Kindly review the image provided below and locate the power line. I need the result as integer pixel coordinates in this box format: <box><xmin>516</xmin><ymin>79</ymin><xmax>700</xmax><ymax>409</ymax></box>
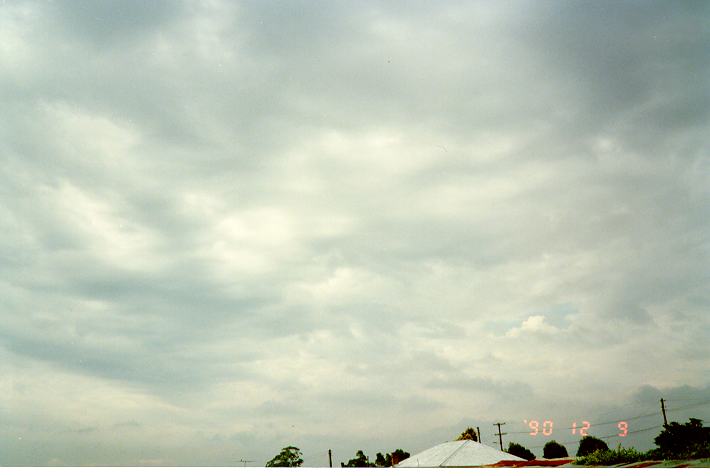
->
<box><xmin>506</xmin><ymin>398</ymin><xmax>710</xmax><ymax>437</ymax></box>
<box><xmin>506</xmin><ymin>410</ymin><xmax>661</xmax><ymax>435</ymax></box>
<box><xmin>504</xmin><ymin>397</ymin><xmax>710</xmax><ymax>450</ymax></box>
<box><xmin>527</xmin><ymin>425</ymin><xmax>662</xmax><ymax>450</ymax></box>
<box><xmin>590</xmin><ymin>401</ymin><xmax>657</xmax><ymax>416</ymax></box>
<box><xmin>666</xmin><ymin>399</ymin><xmax>710</xmax><ymax>413</ymax></box>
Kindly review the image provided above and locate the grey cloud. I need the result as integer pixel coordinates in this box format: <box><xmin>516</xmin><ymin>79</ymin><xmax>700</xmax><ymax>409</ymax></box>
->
<box><xmin>1</xmin><ymin>0</ymin><xmax>708</xmax><ymax>466</ymax></box>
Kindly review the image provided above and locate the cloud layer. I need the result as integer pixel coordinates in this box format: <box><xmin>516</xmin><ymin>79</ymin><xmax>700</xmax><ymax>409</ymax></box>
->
<box><xmin>1</xmin><ymin>0</ymin><xmax>708</xmax><ymax>466</ymax></box>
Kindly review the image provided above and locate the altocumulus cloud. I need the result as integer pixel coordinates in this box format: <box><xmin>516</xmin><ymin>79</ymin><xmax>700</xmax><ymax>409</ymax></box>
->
<box><xmin>1</xmin><ymin>0</ymin><xmax>709</xmax><ymax>466</ymax></box>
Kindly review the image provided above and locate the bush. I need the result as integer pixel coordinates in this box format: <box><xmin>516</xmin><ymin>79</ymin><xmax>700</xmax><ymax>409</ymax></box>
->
<box><xmin>341</xmin><ymin>450</ymin><xmax>375</xmax><ymax>467</ymax></box>
<box><xmin>543</xmin><ymin>440</ymin><xmax>569</xmax><ymax>458</ymax></box>
<box><xmin>456</xmin><ymin>427</ymin><xmax>478</xmax><ymax>441</ymax></box>
<box><xmin>375</xmin><ymin>449</ymin><xmax>410</xmax><ymax>467</ymax></box>
<box><xmin>507</xmin><ymin>442</ymin><xmax>535</xmax><ymax>460</ymax></box>
<box><xmin>574</xmin><ymin>445</ymin><xmax>648</xmax><ymax>466</ymax></box>
<box><xmin>576</xmin><ymin>435</ymin><xmax>609</xmax><ymax>457</ymax></box>
<box><xmin>653</xmin><ymin>418</ymin><xmax>710</xmax><ymax>459</ymax></box>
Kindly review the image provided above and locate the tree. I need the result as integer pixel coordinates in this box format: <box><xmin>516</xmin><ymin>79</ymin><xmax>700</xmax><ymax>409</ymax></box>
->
<box><xmin>456</xmin><ymin>427</ymin><xmax>479</xmax><ymax>442</ymax></box>
<box><xmin>391</xmin><ymin>449</ymin><xmax>410</xmax><ymax>466</ymax></box>
<box><xmin>265</xmin><ymin>446</ymin><xmax>303</xmax><ymax>467</ymax></box>
<box><xmin>507</xmin><ymin>442</ymin><xmax>535</xmax><ymax>460</ymax></box>
<box><xmin>576</xmin><ymin>436</ymin><xmax>609</xmax><ymax>457</ymax></box>
<box><xmin>374</xmin><ymin>449</ymin><xmax>410</xmax><ymax>467</ymax></box>
<box><xmin>543</xmin><ymin>440</ymin><xmax>569</xmax><ymax>459</ymax></box>
<box><xmin>341</xmin><ymin>450</ymin><xmax>374</xmax><ymax>467</ymax></box>
<box><xmin>653</xmin><ymin>418</ymin><xmax>710</xmax><ymax>459</ymax></box>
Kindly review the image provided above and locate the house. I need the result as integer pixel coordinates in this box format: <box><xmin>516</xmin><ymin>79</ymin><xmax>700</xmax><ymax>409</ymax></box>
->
<box><xmin>395</xmin><ymin>439</ymin><xmax>525</xmax><ymax>468</ymax></box>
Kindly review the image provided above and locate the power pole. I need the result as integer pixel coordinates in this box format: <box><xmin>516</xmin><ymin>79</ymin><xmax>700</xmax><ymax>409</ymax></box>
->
<box><xmin>494</xmin><ymin>422</ymin><xmax>507</xmax><ymax>452</ymax></box>
<box><xmin>660</xmin><ymin>398</ymin><xmax>668</xmax><ymax>427</ymax></box>
<box><xmin>328</xmin><ymin>449</ymin><xmax>333</xmax><ymax>468</ymax></box>
<box><xmin>476</xmin><ymin>426</ymin><xmax>481</xmax><ymax>443</ymax></box>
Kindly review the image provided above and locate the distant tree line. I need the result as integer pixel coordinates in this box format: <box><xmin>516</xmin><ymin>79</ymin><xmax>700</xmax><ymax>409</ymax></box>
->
<box><xmin>340</xmin><ymin>448</ymin><xmax>411</xmax><ymax>467</ymax></box>
<box><xmin>572</xmin><ymin>418</ymin><xmax>710</xmax><ymax>466</ymax></box>
<box><xmin>264</xmin><ymin>417</ymin><xmax>710</xmax><ymax>467</ymax></box>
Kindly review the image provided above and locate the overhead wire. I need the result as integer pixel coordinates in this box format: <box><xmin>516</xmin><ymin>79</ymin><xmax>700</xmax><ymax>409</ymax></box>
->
<box><xmin>316</xmin><ymin>399</ymin><xmax>710</xmax><ymax>460</ymax></box>
<box><xmin>505</xmin><ymin>410</ymin><xmax>661</xmax><ymax>435</ymax></box>
<box><xmin>527</xmin><ymin>424</ymin><xmax>663</xmax><ymax>450</ymax></box>
<box><xmin>666</xmin><ymin>399</ymin><xmax>710</xmax><ymax>413</ymax></box>
<box><xmin>498</xmin><ymin>398</ymin><xmax>710</xmax><ymax>451</ymax></box>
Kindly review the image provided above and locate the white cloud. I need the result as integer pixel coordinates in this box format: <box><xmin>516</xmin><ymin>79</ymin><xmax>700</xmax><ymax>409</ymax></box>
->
<box><xmin>505</xmin><ymin>315</ymin><xmax>560</xmax><ymax>338</ymax></box>
<box><xmin>0</xmin><ymin>0</ymin><xmax>708</xmax><ymax>466</ymax></box>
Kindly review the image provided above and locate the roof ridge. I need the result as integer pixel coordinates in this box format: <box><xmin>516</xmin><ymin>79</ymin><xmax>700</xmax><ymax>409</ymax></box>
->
<box><xmin>438</xmin><ymin>440</ymin><xmax>470</xmax><ymax>467</ymax></box>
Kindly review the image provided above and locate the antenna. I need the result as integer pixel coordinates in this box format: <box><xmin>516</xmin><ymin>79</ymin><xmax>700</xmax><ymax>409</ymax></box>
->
<box><xmin>238</xmin><ymin>458</ymin><xmax>255</xmax><ymax>467</ymax></box>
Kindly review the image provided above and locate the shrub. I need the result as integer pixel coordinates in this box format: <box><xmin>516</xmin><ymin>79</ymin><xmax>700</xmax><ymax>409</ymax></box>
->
<box><xmin>341</xmin><ymin>450</ymin><xmax>375</xmax><ymax>467</ymax></box>
<box><xmin>456</xmin><ymin>427</ymin><xmax>478</xmax><ymax>441</ymax></box>
<box><xmin>375</xmin><ymin>449</ymin><xmax>410</xmax><ymax>467</ymax></box>
<box><xmin>576</xmin><ymin>435</ymin><xmax>609</xmax><ymax>457</ymax></box>
<box><xmin>507</xmin><ymin>442</ymin><xmax>535</xmax><ymax>460</ymax></box>
<box><xmin>543</xmin><ymin>440</ymin><xmax>569</xmax><ymax>458</ymax></box>
<box><xmin>574</xmin><ymin>445</ymin><xmax>648</xmax><ymax>466</ymax></box>
<box><xmin>653</xmin><ymin>418</ymin><xmax>710</xmax><ymax>459</ymax></box>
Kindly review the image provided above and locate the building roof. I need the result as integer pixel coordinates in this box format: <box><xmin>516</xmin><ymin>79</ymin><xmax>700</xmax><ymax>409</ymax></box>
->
<box><xmin>395</xmin><ymin>440</ymin><xmax>525</xmax><ymax>468</ymax></box>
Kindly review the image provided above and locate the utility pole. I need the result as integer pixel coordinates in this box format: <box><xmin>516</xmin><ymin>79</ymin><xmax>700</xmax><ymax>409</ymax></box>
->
<box><xmin>494</xmin><ymin>422</ymin><xmax>507</xmax><ymax>452</ymax></box>
<box><xmin>660</xmin><ymin>398</ymin><xmax>668</xmax><ymax>427</ymax></box>
<box><xmin>476</xmin><ymin>426</ymin><xmax>481</xmax><ymax>443</ymax></box>
<box><xmin>328</xmin><ymin>449</ymin><xmax>333</xmax><ymax>468</ymax></box>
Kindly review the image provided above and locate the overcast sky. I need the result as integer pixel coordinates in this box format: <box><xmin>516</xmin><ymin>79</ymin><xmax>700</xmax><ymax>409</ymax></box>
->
<box><xmin>1</xmin><ymin>0</ymin><xmax>709</xmax><ymax>467</ymax></box>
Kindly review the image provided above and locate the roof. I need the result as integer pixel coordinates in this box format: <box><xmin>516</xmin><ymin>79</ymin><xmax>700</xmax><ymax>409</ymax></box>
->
<box><xmin>487</xmin><ymin>458</ymin><xmax>574</xmax><ymax>467</ymax></box>
<box><xmin>395</xmin><ymin>440</ymin><xmax>526</xmax><ymax>468</ymax></box>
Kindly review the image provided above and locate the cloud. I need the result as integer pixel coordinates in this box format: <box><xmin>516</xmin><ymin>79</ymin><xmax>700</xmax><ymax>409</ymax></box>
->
<box><xmin>0</xmin><ymin>0</ymin><xmax>708</xmax><ymax>466</ymax></box>
<box><xmin>505</xmin><ymin>315</ymin><xmax>559</xmax><ymax>338</ymax></box>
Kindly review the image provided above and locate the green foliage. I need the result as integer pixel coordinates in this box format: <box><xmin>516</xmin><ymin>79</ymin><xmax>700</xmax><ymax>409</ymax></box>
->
<box><xmin>576</xmin><ymin>435</ymin><xmax>609</xmax><ymax>457</ymax></box>
<box><xmin>507</xmin><ymin>442</ymin><xmax>536</xmax><ymax>460</ymax></box>
<box><xmin>341</xmin><ymin>450</ymin><xmax>375</xmax><ymax>467</ymax></box>
<box><xmin>456</xmin><ymin>427</ymin><xmax>479</xmax><ymax>441</ymax></box>
<box><xmin>653</xmin><ymin>418</ymin><xmax>710</xmax><ymax>459</ymax></box>
<box><xmin>543</xmin><ymin>440</ymin><xmax>569</xmax><ymax>459</ymax></box>
<box><xmin>391</xmin><ymin>449</ymin><xmax>410</xmax><ymax>466</ymax></box>
<box><xmin>375</xmin><ymin>449</ymin><xmax>410</xmax><ymax>467</ymax></box>
<box><xmin>374</xmin><ymin>452</ymin><xmax>389</xmax><ymax>467</ymax></box>
<box><xmin>265</xmin><ymin>446</ymin><xmax>303</xmax><ymax>467</ymax></box>
<box><xmin>574</xmin><ymin>445</ymin><xmax>647</xmax><ymax>466</ymax></box>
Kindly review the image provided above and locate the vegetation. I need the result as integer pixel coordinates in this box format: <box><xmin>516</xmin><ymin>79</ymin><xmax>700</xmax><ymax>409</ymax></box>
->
<box><xmin>576</xmin><ymin>435</ymin><xmax>609</xmax><ymax>457</ymax></box>
<box><xmin>575</xmin><ymin>445</ymin><xmax>648</xmax><ymax>466</ymax></box>
<box><xmin>341</xmin><ymin>450</ymin><xmax>374</xmax><ymax>467</ymax></box>
<box><xmin>264</xmin><ymin>416</ymin><xmax>710</xmax><ymax>468</ymax></box>
<box><xmin>456</xmin><ymin>427</ymin><xmax>479</xmax><ymax>441</ymax></box>
<box><xmin>374</xmin><ymin>449</ymin><xmax>410</xmax><ymax>467</ymax></box>
<box><xmin>507</xmin><ymin>442</ymin><xmax>535</xmax><ymax>460</ymax></box>
<box><xmin>574</xmin><ymin>417</ymin><xmax>710</xmax><ymax>466</ymax></box>
<box><xmin>265</xmin><ymin>446</ymin><xmax>303</xmax><ymax>467</ymax></box>
<box><xmin>543</xmin><ymin>440</ymin><xmax>569</xmax><ymax>459</ymax></box>
<box><xmin>651</xmin><ymin>418</ymin><xmax>710</xmax><ymax>459</ymax></box>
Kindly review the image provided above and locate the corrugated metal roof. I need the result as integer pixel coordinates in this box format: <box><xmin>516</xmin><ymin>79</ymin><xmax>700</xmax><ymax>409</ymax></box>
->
<box><xmin>395</xmin><ymin>440</ymin><xmax>526</xmax><ymax>468</ymax></box>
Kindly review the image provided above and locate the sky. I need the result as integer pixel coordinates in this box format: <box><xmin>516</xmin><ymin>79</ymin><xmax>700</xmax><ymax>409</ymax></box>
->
<box><xmin>1</xmin><ymin>0</ymin><xmax>709</xmax><ymax>467</ymax></box>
